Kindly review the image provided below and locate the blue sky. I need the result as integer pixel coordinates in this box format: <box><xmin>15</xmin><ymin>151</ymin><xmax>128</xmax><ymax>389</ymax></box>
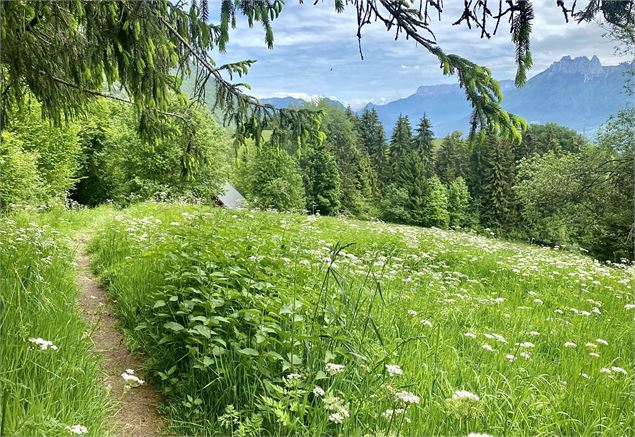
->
<box><xmin>212</xmin><ymin>0</ymin><xmax>628</xmax><ymax>108</ymax></box>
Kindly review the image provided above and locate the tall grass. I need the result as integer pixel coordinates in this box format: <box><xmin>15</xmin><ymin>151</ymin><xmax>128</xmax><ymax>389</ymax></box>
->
<box><xmin>0</xmin><ymin>215</ymin><xmax>111</xmax><ymax>436</ymax></box>
<box><xmin>89</xmin><ymin>202</ymin><xmax>635</xmax><ymax>436</ymax></box>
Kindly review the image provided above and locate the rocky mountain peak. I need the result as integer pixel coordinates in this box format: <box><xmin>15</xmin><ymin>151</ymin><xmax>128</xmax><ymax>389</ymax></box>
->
<box><xmin>545</xmin><ymin>55</ymin><xmax>605</xmax><ymax>77</ymax></box>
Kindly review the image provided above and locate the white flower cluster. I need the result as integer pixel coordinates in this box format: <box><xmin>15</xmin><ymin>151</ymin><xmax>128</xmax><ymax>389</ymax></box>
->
<box><xmin>65</xmin><ymin>424</ymin><xmax>88</xmax><ymax>435</ymax></box>
<box><xmin>29</xmin><ymin>337</ymin><xmax>59</xmax><ymax>350</ymax></box>
<box><xmin>450</xmin><ymin>390</ymin><xmax>480</xmax><ymax>402</ymax></box>
<box><xmin>313</xmin><ymin>386</ymin><xmax>325</xmax><ymax>397</ymax></box>
<box><xmin>325</xmin><ymin>363</ymin><xmax>345</xmax><ymax>375</ymax></box>
<box><xmin>385</xmin><ymin>364</ymin><xmax>403</xmax><ymax>376</ymax></box>
<box><xmin>121</xmin><ymin>368</ymin><xmax>145</xmax><ymax>387</ymax></box>
<box><xmin>395</xmin><ymin>390</ymin><xmax>420</xmax><ymax>405</ymax></box>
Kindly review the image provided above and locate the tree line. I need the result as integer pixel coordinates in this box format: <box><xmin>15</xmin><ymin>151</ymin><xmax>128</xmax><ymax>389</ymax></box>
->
<box><xmin>235</xmin><ymin>100</ymin><xmax>633</xmax><ymax>262</ymax></box>
<box><xmin>0</xmin><ymin>97</ymin><xmax>632</xmax><ymax>261</ymax></box>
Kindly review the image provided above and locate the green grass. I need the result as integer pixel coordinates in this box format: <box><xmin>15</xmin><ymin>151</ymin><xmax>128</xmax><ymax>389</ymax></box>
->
<box><xmin>0</xmin><ymin>211</ymin><xmax>112</xmax><ymax>436</ymax></box>
<box><xmin>88</xmin><ymin>202</ymin><xmax>635</xmax><ymax>436</ymax></box>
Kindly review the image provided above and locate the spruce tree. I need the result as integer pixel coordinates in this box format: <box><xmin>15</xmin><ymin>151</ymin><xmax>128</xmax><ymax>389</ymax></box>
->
<box><xmin>358</xmin><ymin>108</ymin><xmax>388</xmax><ymax>189</ymax></box>
<box><xmin>413</xmin><ymin>114</ymin><xmax>435</xmax><ymax>175</ymax></box>
<box><xmin>300</xmin><ymin>141</ymin><xmax>342</xmax><ymax>215</ymax></box>
<box><xmin>435</xmin><ymin>131</ymin><xmax>470</xmax><ymax>184</ymax></box>
<box><xmin>389</xmin><ymin>115</ymin><xmax>413</xmax><ymax>182</ymax></box>
<box><xmin>479</xmin><ymin>134</ymin><xmax>517</xmax><ymax>230</ymax></box>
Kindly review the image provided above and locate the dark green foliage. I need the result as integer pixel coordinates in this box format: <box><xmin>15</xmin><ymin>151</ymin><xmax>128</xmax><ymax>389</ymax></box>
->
<box><xmin>241</xmin><ymin>148</ymin><xmax>306</xmax><ymax>211</ymax></box>
<box><xmin>318</xmin><ymin>101</ymin><xmax>374</xmax><ymax>215</ymax></box>
<box><xmin>389</xmin><ymin>115</ymin><xmax>413</xmax><ymax>164</ymax></box>
<box><xmin>515</xmin><ymin>123</ymin><xmax>587</xmax><ymax>161</ymax></box>
<box><xmin>300</xmin><ymin>142</ymin><xmax>342</xmax><ymax>215</ymax></box>
<box><xmin>516</xmin><ymin>109</ymin><xmax>634</xmax><ymax>260</ymax></box>
<box><xmin>393</xmin><ymin>150</ymin><xmax>428</xmax><ymax>225</ymax></box>
<box><xmin>358</xmin><ymin>108</ymin><xmax>388</xmax><ymax>190</ymax></box>
<box><xmin>435</xmin><ymin>131</ymin><xmax>470</xmax><ymax>184</ymax></box>
<box><xmin>71</xmin><ymin>100</ymin><xmax>230</xmax><ymax>205</ymax></box>
<box><xmin>413</xmin><ymin>114</ymin><xmax>435</xmax><ymax>175</ymax></box>
<box><xmin>475</xmin><ymin>134</ymin><xmax>517</xmax><ymax>230</ymax></box>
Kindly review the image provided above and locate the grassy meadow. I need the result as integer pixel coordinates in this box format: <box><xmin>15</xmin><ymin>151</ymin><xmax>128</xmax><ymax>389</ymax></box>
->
<box><xmin>85</xmin><ymin>202</ymin><xmax>634</xmax><ymax>436</ymax></box>
<box><xmin>0</xmin><ymin>213</ymin><xmax>112</xmax><ymax>436</ymax></box>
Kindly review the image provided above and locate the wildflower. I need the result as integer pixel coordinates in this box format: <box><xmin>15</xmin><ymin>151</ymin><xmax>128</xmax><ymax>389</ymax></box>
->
<box><xmin>491</xmin><ymin>333</ymin><xmax>507</xmax><ymax>343</ymax></box>
<box><xmin>385</xmin><ymin>364</ymin><xmax>403</xmax><ymax>376</ymax></box>
<box><xmin>28</xmin><ymin>337</ymin><xmax>59</xmax><ymax>351</ymax></box>
<box><xmin>596</xmin><ymin>338</ymin><xmax>608</xmax><ymax>346</ymax></box>
<box><xmin>520</xmin><ymin>351</ymin><xmax>532</xmax><ymax>359</ymax></box>
<box><xmin>589</xmin><ymin>352</ymin><xmax>600</xmax><ymax>358</ymax></box>
<box><xmin>381</xmin><ymin>408</ymin><xmax>406</xmax><ymax>420</ymax></box>
<box><xmin>581</xmin><ymin>373</ymin><xmax>590</xmax><ymax>379</ymax></box>
<box><xmin>467</xmin><ymin>433</ymin><xmax>494</xmax><ymax>437</ymax></box>
<box><xmin>328</xmin><ymin>410</ymin><xmax>349</xmax><ymax>424</ymax></box>
<box><xmin>533</xmin><ymin>298</ymin><xmax>543</xmax><ymax>304</ymax></box>
<box><xmin>625</xmin><ymin>304</ymin><xmax>635</xmax><ymax>310</ymax></box>
<box><xmin>121</xmin><ymin>369</ymin><xmax>144</xmax><ymax>387</ymax></box>
<box><xmin>169</xmin><ymin>222</ymin><xmax>180</xmax><ymax>226</ymax></box>
<box><xmin>516</xmin><ymin>342</ymin><xmax>535</xmax><ymax>348</ymax></box>
<box><xmin>464</xmin><ymin>332</ymin><xmax>477</xmax><ymax>338</ymax></box>
<box><xmin>65</xmin><ymin>425</ymin><xmax>88</xmax><ymax>435</ymax></box>
<box><xmin>407</xmin><ymin>310</ymin><xmax>418</xmax><ymax>316</ymax></box>
<box><xmin>285</xmin><ymin>373</ymin><xmax>302</xmax><ymax>381</ymax></box>
<box><xmin>325</xmin><ymin>363</ymin><xmax>345</xmax><ymax>375</ymax></box>
<box><xmin>481</xmin><ymin>343</ymin><xmax>494</xmax><ymax>352</ymax></box>
<box><xmin>611</xmin><ymin>366</ymin><xmax>628</xmax><ymax>376</ymax></box>
<box><xmin>450</xmin><ymin>390</ymin><xmax>480</xmax><ymax>402</ymax></box>
<box><xmin>313</xmin><ymin>386</ymin><xmax>325</xmax><ymax>397</ymax></box>
<box><xmin>494</xmin><ymin>297</ymin><xmax>505</xmax><ymax>303</ymax></box>
<box><xmin>505</xmin><ymin>354</ymin><xmax>516</xmax><ymax>362</ymax></box>
<box><xmin>420</xmin><ymin>319</ymin><xmax>433</xmax><ymax>327</ymax></box>
<box><xmin>395</xmin><ymin>390</ymin><xmax>420</xmax><ymax>405</ymax></box>
<box><xmin>554</xmin><ymin>309</ymin><xmax>564</xmax><ymax>314</ymax></box>
<box><xmin>564</xmin><ymin>342</ymin><xmax>577</xmax><ymax>348</ymax></box>
<box><xmin>528</xmin><ymin>331</ymin><xmax>540</xmax><ymax>336</ymax></box>
<box><xmin>585</xmin><ymin>342</ymin><xmax>597</xmax><ymax>348</ymax></box>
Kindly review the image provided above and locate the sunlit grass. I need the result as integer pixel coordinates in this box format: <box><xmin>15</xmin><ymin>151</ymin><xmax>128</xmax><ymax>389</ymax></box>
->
<box><xmin>89</xmin><ymin>202</ymin><xmax>634</xmax><ymax>436</ymax></box>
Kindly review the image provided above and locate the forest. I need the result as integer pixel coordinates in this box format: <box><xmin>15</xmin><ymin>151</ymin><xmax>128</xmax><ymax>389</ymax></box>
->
<box><xmin>2</xmin><ymin>97</ymin><xmax>633</xmax><ymax>261</ymax></box>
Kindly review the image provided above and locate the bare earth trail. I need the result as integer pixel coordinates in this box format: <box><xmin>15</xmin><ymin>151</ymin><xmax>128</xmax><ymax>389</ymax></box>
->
<box><xmin>73</xmin><ymin>231</ymin><xmax>165</xmax><ymax>437</ymax></box>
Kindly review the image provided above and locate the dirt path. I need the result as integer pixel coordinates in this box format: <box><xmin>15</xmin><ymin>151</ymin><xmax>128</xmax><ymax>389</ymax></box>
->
<box><xmin>74</xmin><ymin>233</ymin><xmax>165</xmax><ymax>437</ymax></box>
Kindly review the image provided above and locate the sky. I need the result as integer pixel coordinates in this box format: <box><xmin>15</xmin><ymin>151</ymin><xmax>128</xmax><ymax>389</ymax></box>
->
<box><xmin>212</xmin><ymin>0</ymin><xmax>628</xmax><ymax>108</ymax></box>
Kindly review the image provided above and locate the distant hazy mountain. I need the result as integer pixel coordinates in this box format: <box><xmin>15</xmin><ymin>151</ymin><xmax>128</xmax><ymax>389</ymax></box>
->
<box><xmin>260</xmin><ymin>96</ymin><xmax>346</xmax><ymax>111</ymax></box>
<box><xmin>260</xmin><ymin>56</ymin><xmax>633</xmax><ymax>137</ymax></box>
<box><xmin>368</xmin><ymin>56</ymin><xmax>633</xmax><ymax>136</ymax></box>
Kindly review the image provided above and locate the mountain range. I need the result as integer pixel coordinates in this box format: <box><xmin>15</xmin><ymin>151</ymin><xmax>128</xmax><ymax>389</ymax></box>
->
<box><xmin>261</xmin><ymin>56</ymin><xmax>633</xmax><ymax>137</ymax></box>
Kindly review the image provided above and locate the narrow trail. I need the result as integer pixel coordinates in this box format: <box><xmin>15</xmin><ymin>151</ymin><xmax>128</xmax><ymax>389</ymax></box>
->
<box><xmin>74</xmin><ymin>232</ymin><xmax>165</xmax><ymax>437</ymax></box>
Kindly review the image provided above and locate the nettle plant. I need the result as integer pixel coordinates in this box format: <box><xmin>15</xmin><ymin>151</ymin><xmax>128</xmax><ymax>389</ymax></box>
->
<box><xmin>95</xmin><ymin>211</ymin><xmax>427</xmax><ymax>435</ymax></box>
